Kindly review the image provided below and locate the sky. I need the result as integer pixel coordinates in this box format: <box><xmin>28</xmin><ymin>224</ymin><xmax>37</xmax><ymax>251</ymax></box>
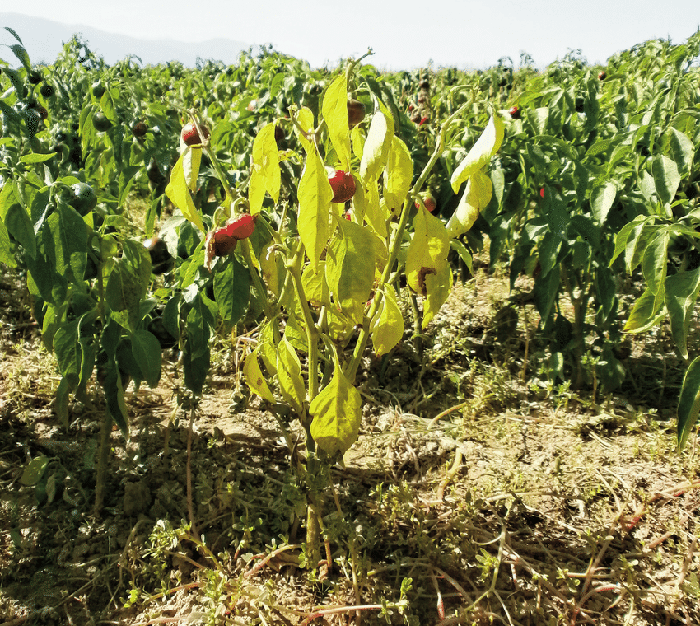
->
<box><xmin>2</xmin><ymin>1</ymin><xmax>700</xmax><ymax>70</ymax></box>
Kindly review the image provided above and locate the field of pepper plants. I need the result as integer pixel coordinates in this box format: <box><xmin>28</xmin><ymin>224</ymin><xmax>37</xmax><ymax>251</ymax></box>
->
<box><xmin>1</xmin><ymin>25</ymin><xmax>700</xmax><ymax>625</ymax></box>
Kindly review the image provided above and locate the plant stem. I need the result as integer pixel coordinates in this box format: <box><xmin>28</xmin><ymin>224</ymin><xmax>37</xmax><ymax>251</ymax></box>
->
<box><xmin>93</xmin><ymin>412</ymin><xmax>112</xmax><ymax>517</ymax></box>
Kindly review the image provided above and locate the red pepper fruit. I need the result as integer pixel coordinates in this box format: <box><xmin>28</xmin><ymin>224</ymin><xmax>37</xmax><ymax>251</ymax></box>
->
<box><xmin>328</xmin><ymin>170</ymin><xmax>356</xmax><ymax>203</ymax></box>
<box><xmin>419</xmin><ymin>116</ymin><xmax>429</xmax><ymax>125</ymax></box>
<box><xmin>509</xmin><ymin>105</ymin><xmax>520</xmax><ymax>119</ymax></box>
<box><xmin>181</xmin><ymin>122</ymin><xmax>210</xmax><ymax>146</ymax></box>
<box><xmin>211</xmin><ymin>214</ymin><xmax>255</xmax><ymax>257</ymax></box>
<box><xmin>539</xmin><ymin>187</ymin><xmax>545</xmax><ymax>198</ymax></box>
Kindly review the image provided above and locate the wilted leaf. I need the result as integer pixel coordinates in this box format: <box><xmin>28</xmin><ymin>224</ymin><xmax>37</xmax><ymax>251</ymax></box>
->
<box><xmin>243</xmin><ymin>347</ymin><xmax>275</xmax><ymax>403</ymax></box>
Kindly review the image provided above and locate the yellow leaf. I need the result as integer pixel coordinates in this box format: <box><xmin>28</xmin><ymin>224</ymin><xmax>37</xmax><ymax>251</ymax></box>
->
<box><xmin>423</xmin><ymin>261</ymin><xmax>453</xmax><ymax>328</ymax></box>
<box><xmin>295</xmin><ymin>106</ymin><xmax>316</xmax><ymax>154</ymax></box>
<box><xmin>302</xmin><ymin>262</ymin><xmax>330</xmax><ymax>306</ymax></box>
<box><xmin>446</xmin><ymin>169</ymin><xmax>493</xmax><ymax>238</ymax></box>
<box><xmin>243</xmin><ymin>348</ymin><xmax>275</xmax><ymax>402</ymax></box>
<box><xmin>259</xmin><ymin>243</ymin><xmax>282</xmax><ymax>297</ymax></box>
<box><xmin>310</xmin><ymin>354</ymin><xmax>361</xmax><ymax>455</ymax></box>
<box><xmin>351</xmin><ymin>126</ymin><xmax>365</xmax><ymax>160</ymax></box>
<box><xmin>298</xmin><ymin>145</ymin><xmax>333</xmax><ymax>270</ymax></box>
<box><xmin>405</xmin><ymin>205</ymin><xmax>451</xmax><ymax>326</ymax></box>
<box><xmin>322</xmin><ymin>74</ymin><xmax>351</xmax><ymax>171</ymax></box>
<box><xmin>165</xmin><ymin>152</ymin><xmax>205</xmax><ymax>232</ymax></box>
<box><xmin>183</xmin><ymin>146</ymin><xmax>201</xmax><ymax>191</ymax></box>
<box><xmin>277</xmin><ymin>336</ymin><xmax>306</xmax><ymax>417</ymax></box>
<box><xmin>360</xmin><ymin>110</ymin><xmax>392</xmax><ymax>182</ymax></box>
<box><xmin>325</xmin><ymin>218</ymin><xmax>377</xmax><ymax>323</ymax></box>
<box><xmin>249</xmin><ymin>123</ymin><xmax>281</xmax><ymax>215</ymax></box>
<box><xmin>450</xmin><ymin>114</ymin><xmax>504</xmax><ymax>193</ymax></box>
<box><xmin>258</xmin><ymin>322</ymin><xmax>278</xmax><ymax>376</ymax></box>
<box><xmin>363</xmin><ymin>178</ymin><xmax>387</xmax><ymax>239</ymax></box>
<box><xmin>383</xmin><ymin>136</ymin><xmax>413</xmax><ymax>216</ymax></box>
<box><xmin>370</xmin><ymin>288</ymin><xmax>404</xmax><ymax>356</ymax></box>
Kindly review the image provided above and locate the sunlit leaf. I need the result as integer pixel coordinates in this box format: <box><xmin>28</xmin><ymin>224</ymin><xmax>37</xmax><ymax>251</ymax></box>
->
<box><xmin>310</xmin><ymin>355</ymin><xmax>361</xmax><ymax>455</ymax></box>
<box><xmin>446</xmin><ymin>169</ymin><xmax>492</xmax><ymax>238</ymax></box>
<box><xmin>383</xmin><ymin>136</ymin><xmax>413</xmax><ymax>216</ymax></box>
<box><xmin>322</xmin><ymin>74</ymin><xmax>351</xmax><ymax>171</ymax></box>
<box><xmin>249</xmin><ymin>123</ymin><xmax>281</xmax><ymax>215</ymax></box>
<box><xmin>166</xmin><ymin>152</ymin><xmax>205</xmax><ymax>232</ymax></box>
<box><xmin>370</xmin><ymin>287</ymin><xmax>404</xmax><ymax>357</ymax></box>
<box><xmin>277</xmin><ymin>336</ymin><xmax>305</xmax><ymax>417</ymax></box>
<box><xmin>243</xmin><ymin>347</ymin><xmax>275</xmax><ymax>403</ymax></box>
<box><xmin>450</xmin><ymin>114</ymin><xmax>505</xmax><ymax>193</ymax></box>
<box><xmin>298</xmin><ymin>145</ymin><xmax>333</xmax><ymax>270</ymax></box>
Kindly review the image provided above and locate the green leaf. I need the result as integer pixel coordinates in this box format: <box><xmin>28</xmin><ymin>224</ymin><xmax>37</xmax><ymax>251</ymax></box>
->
<box><xmin>641</xmin><ymin>231</ymin><xmax>670</xmax><ymax>296</ymax></box>
<box><xmin>450</xmin><ymin>114</ymin><xmax>505</xmax><ymax>193</ymax></box>
<box><xmin>0</xmin><ymin>213</ymin><xmax>16</xmax><ymax>267</ymax></box>
<box><xmin>591</xmin><ymin>180</ymin><xmax>616</xmax><ymax>225</ymax></box>
<box><xmin>298</xmin><ymin>145</ymin><xmax>332</xmax><ymax>271</ymax></box>
<box><xmin>624</xmin><ymin>287</ymin><xmax>664</xmax><ymax>334</ymax></box>
<box><xmin>610</xmin><ymin>217</ymin><xmax>645</xmax><ymax>267</ymax></box>
<box><xmin>277</xmin><ymin>336</ymin><xmax>305</xmax><ymax>417</ymax></box>
<box><xmin>0</xmin><ymin>181</ymin><xmax>35</xmax><ymax>259</ymax></box>
<box><xmin>668</xmin><ymin>127</ymin><xmax>694</xmax><ymax>178</ymax></box>
<box><xmin>165</xmin><ymin>150</ymin><xmax>206</xmax><ymax>232</ymax></box>
<box><xmin>105</xmin><ymin>239</ymin><xmax>152</xmax><ymax>315</ymax></box>
<box><xmin>650</xmin><ymin>154</ymin><xmax>680</xmax><ymax>205</ymax></box>
<box><xmin>213</xmin><ymin>256</ymin><xmax>251</xmax><ymax>330</ymax></box>
<box><xmin>131</xmin><ymin>329</ymin><xmax>162</xmax><ymax>388</ymax></box>
<box><xmin>538</xmin><ymin>231</ymin><xmax>563</xmax><ymax>278</ymax></box>
<box><xmin>665</xmin><ymin>267</ymin><xmax>700</xmax><ymax>360</ymax></box>
<box><xmin>534</xmin><ymin>265</ymin><xmax>560</xmax><ymax>323</ymax></box>
<box><xmin>450</xmin><ymin>239</ymin><xmax>473</xmax><ymax>275</ymax></box>
<box><xmin>53</xmin><ymin>319</ymin><xmax>80</xmax><ymax>377</ymax></box>
<box><xmin>57</xmin><ymin>202</ymin><xmax>87</xmax><ymax>283</ymax></box>
<box><xmin>310</xmin><ymin>355</ymin><xmax>361</xmax><ymax>455</ymax></box>
<box><xmin>20</xmin><ymin>152</ymin><xmax>58</xmax><ymax>164</ymax></box>
<box><xmin>9</xmin><ymin>44</ymin><xmax>30</xmax><ymax>70</ymax></box>
<box><xmin>322</xmin><ymin>74</ymin><xmax>351</xmax><ymax>171</ymax></box>
<box><xmin>678</xmin><ymin>356</ymin><xmax>700</xmax><ymax>450</ymax></box>
<box><xmin>325</xmin><ymin>219</ymin><xmax>376</xmax><ymax>323</ymax></box>
<box><xmin>370</xmin><ymin>287</ymin><xmax>404</xmax><ymax>357</ymax></box>
<box><xmin>249</xmin><ymin>123</ymin><xmax>281</xmax><ymax>214</ymax></box>
<box><xmin>21</xmin><ymin>455</ymin><xmax>50</xmax><ymax>487</ymax></box>
<box><xmin>103</xmin><ymin>358</ymin><xmax>129</xmax><ymax>435</ymax></box>
<box><xmin>595</xmin><ymin>265</ymin><xmax>616</xmax><ymax>318</ymax></box>
<box><xmin>360</xmin><ymin>109</ymin><xmax>392</xmax><ymax>182</ymax></box>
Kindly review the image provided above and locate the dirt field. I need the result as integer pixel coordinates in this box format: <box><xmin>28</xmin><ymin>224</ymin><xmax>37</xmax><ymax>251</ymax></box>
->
<box><xmin>1</xmin><ymin>264</ymin><xmax>699</xmax><ymax>625</ymax></box>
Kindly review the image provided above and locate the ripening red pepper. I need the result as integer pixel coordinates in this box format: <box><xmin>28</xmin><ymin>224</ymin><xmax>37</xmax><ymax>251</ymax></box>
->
<box><xmin>539</xmin><ymin>188</ymin><xmax>545</xmax><ymax>198</ymax></box>
<box><xmin>211</xmin><ymin>214</ymin><xmax>255</xmax><ymax>257</ymax></box>
<box><xmin>328</xmin><ymin>170</ymin><xmax>356</xmax><ymax>203</ymax></box>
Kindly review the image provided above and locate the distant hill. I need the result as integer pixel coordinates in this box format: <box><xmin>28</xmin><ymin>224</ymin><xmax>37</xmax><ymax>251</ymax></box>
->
<box><xmin>0</xmin><ymin>12</ymin><xmax>252</xmax><ymax>68</ymax></box>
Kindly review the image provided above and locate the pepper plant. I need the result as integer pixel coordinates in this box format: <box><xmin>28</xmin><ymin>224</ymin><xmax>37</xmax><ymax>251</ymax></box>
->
<box><xmin>160</xmin><ymin>62</ymin><xmax>503</xmax><ymax>563</ymax></box>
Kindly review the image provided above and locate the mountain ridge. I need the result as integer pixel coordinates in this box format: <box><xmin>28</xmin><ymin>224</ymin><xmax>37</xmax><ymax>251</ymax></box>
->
<box><xmin>0</xmin><ymin>12</ymin><xmax>253</xmax><ymax>68</ymax></box>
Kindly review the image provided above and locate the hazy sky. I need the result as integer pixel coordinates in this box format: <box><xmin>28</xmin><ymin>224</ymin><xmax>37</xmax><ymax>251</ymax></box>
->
<box><xmin>4</xmin><ymin>1</ymin><xmax>700</xmax><ymax>69</ymax></box>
